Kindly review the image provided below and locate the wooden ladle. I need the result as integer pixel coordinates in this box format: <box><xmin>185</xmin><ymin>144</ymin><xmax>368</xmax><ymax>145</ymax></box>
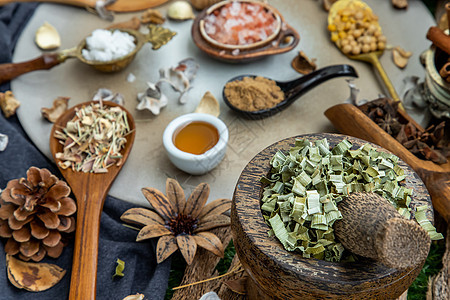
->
<box><xmin>0</xmin><ymin>0</ymin><xmax>169</xmax><ymax>12</ymax></box>
<box><xmin>49</xmin><ymin>101</ymin><xmax>136</xmax><ymax>300</ymax></box>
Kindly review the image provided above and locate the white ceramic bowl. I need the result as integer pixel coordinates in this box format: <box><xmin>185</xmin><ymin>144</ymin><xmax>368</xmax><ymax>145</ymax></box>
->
<box><xmin>163</xmin><ymin>113</ymin><xmax>229</xmax><ymax>175</ymax></box>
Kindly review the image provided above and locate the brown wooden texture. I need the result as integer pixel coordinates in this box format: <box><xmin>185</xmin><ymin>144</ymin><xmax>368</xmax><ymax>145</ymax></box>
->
<box><xmin>0</xmin><ymin>53</ymin><xmax>63</xmax><ymax>84</ymax></box>
<box><xmin>335</xmin><ymin>193</ymin><xmax>431</xmax><ymax>270</ymax></box>
<box><xmin>191</xmin><ymin>5</ymin><xmax>299</xmax><ymax>63</ymax></box>
<box><xmin>49</xmin><ymin>101</ymin><xmax>136</xmax><ymax>300</ymax></box>
<box><xmin>325</xmin><ymin>103</ymin><xmax>450</xmax><ymax>223</ymax></box>
<box><xmin>0</xmin><ymin>0</ymin><xmax>169</xmax><ymax>12</ymax></box>
<box><xmin>231</xmin><ymin>133</ymin><xmax>432</xmax><ymax>299</ymax></box>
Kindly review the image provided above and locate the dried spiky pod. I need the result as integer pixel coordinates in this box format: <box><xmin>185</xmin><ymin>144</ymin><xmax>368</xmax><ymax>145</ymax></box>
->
<box><xmin>0</xmin><ymin>167</ymin><xmax>76</xmax><ymax>262</ymax></box>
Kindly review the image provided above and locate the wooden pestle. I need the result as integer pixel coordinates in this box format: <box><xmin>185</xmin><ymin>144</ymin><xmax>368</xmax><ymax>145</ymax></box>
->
<box><xmin>334</xmin><ymin>192</ymin><xmax>431</xmax><ymax>270</ymax></box>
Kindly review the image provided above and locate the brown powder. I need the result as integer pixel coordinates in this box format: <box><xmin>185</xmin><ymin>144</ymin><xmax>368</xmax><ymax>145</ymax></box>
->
<box><xmin>224</xmin><ymin>76</ymin><xmax>285</xmax><ymax>112</ymax></box>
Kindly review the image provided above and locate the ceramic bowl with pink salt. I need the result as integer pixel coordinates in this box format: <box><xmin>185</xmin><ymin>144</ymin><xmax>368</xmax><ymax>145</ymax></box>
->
<box><xmin>199</xmin><ymin>0</ymin><xmax>282</xmax><ymax>50</ymax></box>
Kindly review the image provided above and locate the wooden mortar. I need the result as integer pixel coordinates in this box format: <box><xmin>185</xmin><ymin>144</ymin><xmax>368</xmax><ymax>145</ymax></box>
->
<box><xmin>231</xmin><ymin>133</ymin><xmax>432</xmax><ymax>299</ymax></box>
<box><xmin>334</xmin><ymin>192</ymin><xmax>431</xmax><ymax>270</ymax></box>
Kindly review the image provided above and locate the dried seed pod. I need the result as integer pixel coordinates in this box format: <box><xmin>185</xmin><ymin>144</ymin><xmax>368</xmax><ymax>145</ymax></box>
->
<box><xmin>0</xmin><ymin>91</ymin><xmax>20</xmax><ymax>118</ymax></box>
<box><xmin>107</xmin><ymin>17</ymin><xmax>141</xmax><ymax>30</ymax></box>
<box><xmin>392</xmin><ymin>46</ymin><xmax>412</xmax><ymax>69</ymax></box>
<box><xmin>291</xmin><ymin>51</ymin><xmax>317</xmax><ymax>75</ymax></box>
<box><xmin>35</xmin><ymin>22</ymin><xmax>61</xmax><ymax>50</ymax></box>
<box><xmin>41</xmin><ymin>96</ymin><xmax>70</xmax><ymax>123</ymax></box>
<box><xmin>6</xmin><ymin>254</ymin><xmax>66</xmax><ymax>291</ymax></box>
<box><xmin>141</xmin><ymin>9</ymin><xmax>165</xmax><ymax>24</ymax></box>
<box><xmin>168</xmin><ymin>1</ymin><xmax>195</xmax><ymax>20</ymax></box>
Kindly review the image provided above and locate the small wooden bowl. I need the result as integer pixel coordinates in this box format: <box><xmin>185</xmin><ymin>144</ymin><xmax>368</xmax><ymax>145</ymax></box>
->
<box><xmin>231</xmin><ymin>133</ymin><xmax>433</xmax><ymax>299</ymax></box>
<box><xmin>191</xmin><ymin>0</ymin><xmax>299</xmax><ymax>63</ymax></box>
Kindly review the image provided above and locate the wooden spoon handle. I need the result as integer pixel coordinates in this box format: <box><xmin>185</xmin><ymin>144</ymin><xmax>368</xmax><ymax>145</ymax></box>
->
<box><xmin>69</xmin><ymin>181</ymin><xmax>107</xmax><ymax>300</ymax></box>
<box><xmin>0</xmin><ymin>53</ymin><xmax>63</xmax><ymax>84</ymax></box>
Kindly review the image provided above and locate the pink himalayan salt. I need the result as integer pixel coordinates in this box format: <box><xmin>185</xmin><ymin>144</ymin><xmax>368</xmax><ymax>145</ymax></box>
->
<box><xmin>203</xmin><ymin>1</ymin><xmax>278</xmax><ymax>46</ymax></box>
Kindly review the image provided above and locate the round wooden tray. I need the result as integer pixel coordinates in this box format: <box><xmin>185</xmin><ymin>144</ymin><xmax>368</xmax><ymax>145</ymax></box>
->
<box><xmin>191</xmin><ymin>2</ymin><xmax>300</xmax><ymax>63</ymax></box>
<box><xmin>231</xmin><ymin>133</ymin><xmax>433</xmax><ymax>299</ymax></box>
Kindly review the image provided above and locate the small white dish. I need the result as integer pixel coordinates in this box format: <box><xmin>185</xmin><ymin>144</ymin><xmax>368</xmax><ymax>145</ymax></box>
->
<box><xmin>163</xmin><ymin>113</ymin><xmax>229</xmax><ymax>175</ymax></box>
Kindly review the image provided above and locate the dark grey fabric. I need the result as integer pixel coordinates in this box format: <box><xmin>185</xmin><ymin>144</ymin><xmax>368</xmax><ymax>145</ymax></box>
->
<box><xmin>0</xmin><ymin>3</ymin><xmax>170</xmax><ymax>299</ymax></box>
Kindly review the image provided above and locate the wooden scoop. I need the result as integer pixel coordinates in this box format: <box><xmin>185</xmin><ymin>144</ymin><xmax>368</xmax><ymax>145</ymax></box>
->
<box><xmin>325</xmin><ymin>103</ymin><xmax>450</xmax><ymax>223</ymax></box>
<box><xmin>328</xmin><ymin>0</ymin><xmax>403</xmax><ymax>109</ymax></box>
<box><xmin>49</xmin><ymin>101</ymin><xmax>136</xmax><ymax>300</ymax></box>
<box><xmin>0</xmin><ymin>0</ymin><xmax>169</xmax><ymax>12</ymax></box>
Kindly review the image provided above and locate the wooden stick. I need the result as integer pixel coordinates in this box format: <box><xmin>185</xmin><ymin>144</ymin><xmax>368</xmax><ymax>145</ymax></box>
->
<box><xmin>446</xmin><ymin>3</ymin><xmax>450</xmax><ymax>32</ymax></box>
<box><xmin>334</xmin><ymin>193</ymin><xmax>431</xmax><ymax>270</ymax></box>
<box><xmin>427</xmin><ymin>26</ymin><xmax>450</xmax><ymax>55</ymax></box>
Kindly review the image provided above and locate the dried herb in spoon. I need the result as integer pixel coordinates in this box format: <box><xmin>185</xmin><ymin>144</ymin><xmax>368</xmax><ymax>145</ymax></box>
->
<box><xmin>54</xmin><ymin>101</ymin><xmax>132</xmax><ymax>173</ymax></box>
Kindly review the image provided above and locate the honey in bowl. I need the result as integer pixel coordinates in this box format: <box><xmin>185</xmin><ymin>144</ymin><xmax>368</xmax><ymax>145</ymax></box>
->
<box><xmin>173</xmin><ymin>121</ymin><xmax>219</xmax><ymax>155</ymax></box>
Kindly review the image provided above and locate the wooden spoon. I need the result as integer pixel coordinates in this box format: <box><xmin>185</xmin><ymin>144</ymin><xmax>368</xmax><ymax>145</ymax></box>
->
<box><xmin>325</xmin><ymin>103</ymin><xmax>450</xmax><ymax>223</ymax></box>
<box><xmin>49</xmin><ymin>101</ymin><xmax>136</xmax><ymax>300</ymax></box>
<box><xmin>0</xmin><ymin>0</ymin><xmax>169</xmax><ymax>12</ymax></box>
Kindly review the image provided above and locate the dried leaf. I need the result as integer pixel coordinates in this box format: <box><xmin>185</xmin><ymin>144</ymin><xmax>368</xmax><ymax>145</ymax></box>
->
<box><xmin>41</xmin><ymin>97</ymin><xmax>70</xmax><ymax>123</ymax></box>
<box><xmin>0</xmin><ymin>91</ymin><xmax>20</xmax><ymax>118</ymax></box>
<box><xmin>165</xmin><ymin>178</ymin><xmax>186</xmax><ymax>214</ymax></box>
<box><xmin>136</xmin><ymin>224</ymin><xmax>172</xmax><ymax>241</ymax></box>
<box><xmin>176</xmin><ymin>234</ymin><xmax>197</xmax><ymax>265</ymax></box>
<box><xmin>193</xmin><ymin>231</ymin><xmax>224</xmax><ymax>258</ymax></box>
<box><xmin>197</xmin><ymin>198</ymin><xmax>231</xmax><ymax>220</ymax></box>
<box><xmin>194</xmin><ymin>214</ymin><xmax>230</xmax><ymax>233</ymax></box>
<box><xmin>112</xmin><ymin>258</ymin><xmax>125</xmax><ymax>279</ymax></box>
<box><xmin>224</xmin><ymin>278</ymin><xmax>248</xmax><ymax>295</ymax></box>
<box><xmin>183</xmin><ymin>183</ymin><xmax>209</xmax><ymax>218</ymax></box>
<box><xmin>120</xmin><ymin>207</ymin><xmax>164</xmax><ymax>226</ymax></box>
<box><xmin>6</xmin><ymin>254</ymin><xmax>66</xmax><ymax>291</ymax></box>
<box><xmin>156</xmin><ymin>234</ymin><xmax>178</xmax><ymax>263</ymax></box>
<box><xmin>147</xmin><ymin>24</ymin><xmax>176</xmax><ymax>50</ymax></box>
<box><xmin>141</xmin><ymin>187</ymin><xmax>175</xmax><ymax>220</ymax></box>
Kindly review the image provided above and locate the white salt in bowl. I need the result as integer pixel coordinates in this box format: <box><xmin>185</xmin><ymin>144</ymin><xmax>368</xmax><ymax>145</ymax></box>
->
<box><xmin>163</xmin><ymin>113</ymin><xmax>228</xmax><ymax>175</ymax></box>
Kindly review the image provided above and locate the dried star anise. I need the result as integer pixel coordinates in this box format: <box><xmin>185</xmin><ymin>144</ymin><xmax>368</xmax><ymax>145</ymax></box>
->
<box><xmin>121</xmin><ymin>179</ymin><xmax>231</xmax><ymax>265</ymax></box>
<box><xmin>360</xmin><ymin>98</ymin><xmax>449</xmax><ymax>164</ymax></box>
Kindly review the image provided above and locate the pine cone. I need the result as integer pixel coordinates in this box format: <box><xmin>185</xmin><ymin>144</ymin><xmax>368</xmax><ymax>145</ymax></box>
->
<box><xmin>0</xmin><ymin>167</ymin><xmax>76</xmax><ymax>262</ymax></box>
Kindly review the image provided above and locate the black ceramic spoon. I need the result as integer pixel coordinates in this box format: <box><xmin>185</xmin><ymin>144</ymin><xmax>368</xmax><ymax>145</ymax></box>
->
<box><xmin>222</xmin><ymin>64</ymin><xmax>358</xmax><ymax>119</ymax></box>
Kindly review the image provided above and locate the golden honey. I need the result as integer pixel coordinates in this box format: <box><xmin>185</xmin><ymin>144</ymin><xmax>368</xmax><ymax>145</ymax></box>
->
<box><xmin>173</xmin><ymin>121</ymin><xmax>219</xmax><ymax>155</ymax></box>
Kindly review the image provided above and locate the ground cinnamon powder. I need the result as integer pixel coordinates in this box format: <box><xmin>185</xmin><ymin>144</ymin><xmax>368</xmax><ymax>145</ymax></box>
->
<box><xmin>224</xmin><ymin>76</ymin><xmax>285</xmax><ymax>112</ymax></box>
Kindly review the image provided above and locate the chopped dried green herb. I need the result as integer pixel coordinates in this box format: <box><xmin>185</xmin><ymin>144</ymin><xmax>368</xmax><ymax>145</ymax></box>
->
<box><xmin>260</xmin><ymin>138</ymin><xmax>442</xmax><ymax>262</ymax></box>
<box><xmin>54</xmin><ymin>101</ymin><xmax>131</xmax><ymax>173</ymax></box>
<box><xmin>113</xmin><ymin>258</ymin><xmax>125</xmax><ymax>279</ymax></box>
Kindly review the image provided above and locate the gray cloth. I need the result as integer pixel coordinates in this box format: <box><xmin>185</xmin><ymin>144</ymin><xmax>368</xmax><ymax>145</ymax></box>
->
<box><xmin>0</xmin><ymin>3</ymin><xmax>171</xmax><ymax>299</ymax></box>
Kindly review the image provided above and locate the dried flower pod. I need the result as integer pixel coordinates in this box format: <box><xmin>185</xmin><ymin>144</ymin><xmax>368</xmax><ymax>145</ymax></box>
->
<box><xmin>6</xmin><ymin>254</ymin><xmax>66</xmax><ymax>291</ymax></box>
<box><xmin>41</xmin><ymin>96</ymin><xmax>70</xmax><ymax>123</ymax></box>
<box><xmin>0</xmin><ymin>91</ymin><xmax>20</xmax><ymax>118</ymax></box>
<box><xmin>121</xmin><ymin>179</ymin><xmax>231</xmax><ymax>265</ymax></box>
<box><xmin>0</xmin><ymin>167</ymin><xmax>76</xmax><ymax>262</ymax></box>
<box><xmin>141</xmin><ymin>9</ymin><xmax>165</xmax><ymax>24</ymax></box>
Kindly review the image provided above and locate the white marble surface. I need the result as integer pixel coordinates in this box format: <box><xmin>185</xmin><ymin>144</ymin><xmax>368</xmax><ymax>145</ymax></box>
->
<box><xmin>12</xmin><ymin>0</ymin><xmax>435</xmax><ymax>206</ymax></box>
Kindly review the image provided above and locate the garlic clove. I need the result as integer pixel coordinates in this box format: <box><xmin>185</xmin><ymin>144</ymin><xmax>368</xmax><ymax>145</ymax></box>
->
<box><xmin>35</xmin><ymin>22</ymin><xmax>61</xmax><ymax>50</ymax></box>
<box><xmin>168</xmin><ymin>1</ymin><xmax>195</xmax><ymax>20</ymax></box>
